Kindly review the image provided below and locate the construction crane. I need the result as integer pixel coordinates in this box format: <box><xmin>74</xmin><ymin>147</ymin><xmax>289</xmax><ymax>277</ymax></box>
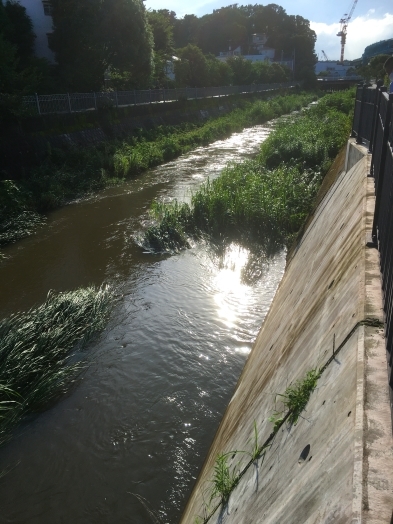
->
<box><xmin>321</xmin><ymin>50</ymin><xmax>329</xmax><ymax>61</ymax></box>
<box><xmin>337</xmin><ymin>0</ymin><xmax>358</xmax><ymax>63</ymax></box>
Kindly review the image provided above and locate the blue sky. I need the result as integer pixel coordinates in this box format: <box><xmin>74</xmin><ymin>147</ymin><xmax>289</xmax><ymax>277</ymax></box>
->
<box><xmin>145</xmin><ymin>0</ymin><xmax>393</xmax><ymax>60</ymax></box>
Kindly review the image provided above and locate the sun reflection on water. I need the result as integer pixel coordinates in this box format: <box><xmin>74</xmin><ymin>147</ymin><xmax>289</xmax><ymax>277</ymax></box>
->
<box><xmin>213</xmin><ymin>243</ymin><xmax>251</xmax><ymax>329</ymax></box>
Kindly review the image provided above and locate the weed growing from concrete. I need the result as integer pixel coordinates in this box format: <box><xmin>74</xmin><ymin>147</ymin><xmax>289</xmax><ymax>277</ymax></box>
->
<box><xmin>210</xmin><ymin>452</ymin><xmax>240</xmax><ymax>504</ymax></box>
<box><xmin>269</xmin><ymin>368</ymin><xmax>320</xmax><ymax>428</ymax></box>
<box><xmin>198</xmin><ymin>368</ymin><xmax>321</xmax><ymax>523</ymax></box>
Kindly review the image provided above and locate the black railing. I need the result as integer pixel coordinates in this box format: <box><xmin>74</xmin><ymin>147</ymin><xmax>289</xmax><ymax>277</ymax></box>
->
<box><xmin>21</xmin><ymin>82</ymin><xmax>296</xmax><ymax>116</ymax></box>
<box><xmin>352</xmin><ymin>83</ymin><xmax>393</xmax><ymax>389</ymax></box>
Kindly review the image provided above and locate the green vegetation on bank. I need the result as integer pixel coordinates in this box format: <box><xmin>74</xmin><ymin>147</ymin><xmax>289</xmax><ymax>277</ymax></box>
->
<box><xmin>0</xmin><ymin>286</ymin><xmax>112</xmax><ymax>446</ymax></box>
<box><xmin>143</xmin><ymin>89</ymin><xmax>354</xmax><ymax>253</ymax></box>
<box><xmin>0</xmin><ymin>92</ymin><xmax>317</xmax><ymax>252</ymax></box>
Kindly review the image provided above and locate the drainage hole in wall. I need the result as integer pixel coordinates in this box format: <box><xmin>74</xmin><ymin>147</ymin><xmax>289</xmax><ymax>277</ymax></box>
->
<box><xmin>348</xmin><ymin>411</ymin><xmax>352</xmax><ymax>417</ymax></box>
<box><xmin>322</xmin><ymin>400</ymin><xmax>325</xmax><ymax>406</ymax></box>
<box><xmin>298</xmin><ymin>444</ymin><xmax>310</xmax><ymax>464</ymax></box>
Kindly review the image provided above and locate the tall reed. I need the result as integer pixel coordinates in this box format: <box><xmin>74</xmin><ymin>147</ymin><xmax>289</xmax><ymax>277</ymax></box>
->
<box><xmin>0</xmin><ymin>285</ymin><xmax>112</xmax><ymax>445</ymax></box>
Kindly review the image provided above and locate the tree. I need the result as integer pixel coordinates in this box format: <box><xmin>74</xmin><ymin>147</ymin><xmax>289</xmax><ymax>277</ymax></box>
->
<box><xmin>196</xmin><ymin>6</ymin><xmax>248</xmax><ymax>55</ymax></box>
<box><xmin>148</xmin><ymin>10</ymin><xmax>175</xmax><ymax>86</ymax></box>
<box><xmin>50</xmin><ymin>0</ymin><xmax>154</xmax><ymax>91</ymax></box>
<box><xmin>148</xmin><ymin>10</ymin><xmax>174</xmax><ymax>55</ymax></box>
<box><xmin>173</xmin><ymin>4</ymin><xmax>317</xmax><ymax>84</ymax></box>
<box><xmin>173</xmin><ymin>14</ymin><xmax>199</xmax><ymax>49</ymax></box>
<box><xmin>175</xmin><ymin>44</ymin><xmax>209</xmax><ymax>87</ymax></box>
<box><xmin>206</xmin><ymin>56</ymin><xmax>233</xmax><ymax>86</ymax></box>
<box><xmin>3</xmin><ymin>0</ymin><xmax>35</xmax><ymax>66</ymax></box>
<box><xmin>356</xmin><ymin>54</ymin><xmax>391</xmax><ymax>82</ymax></box>
<box><xmin>251</xmin><ymin>60</ymin><xmax>290</xmax><ymax>83</ymax></box>
<box><xmin>226</xmin><ymin>56</ymin><xmax>254</xmax><ymax>85</ymax></box>
<box><xmin>0</xmin><ymin>1</ymin><xmax>54</xmax><ymax>114</ymax></box>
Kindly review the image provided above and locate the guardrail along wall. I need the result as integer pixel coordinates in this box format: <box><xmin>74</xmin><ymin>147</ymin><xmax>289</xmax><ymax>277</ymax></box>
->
<box><xmin>22</xmin><ymin>82</ymin><xmax>296</xmax><ymax>116</ymax></box>
<box><xmin>352</xmin><ymin>83</ymin><xmax>393</xmax><ymax>398</ymax></box>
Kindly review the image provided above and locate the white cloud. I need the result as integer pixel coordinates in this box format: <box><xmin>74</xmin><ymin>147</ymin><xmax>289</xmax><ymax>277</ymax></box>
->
<box><xmin>311</xmin><ymin>12</ymin><xmax>393</xmax><ymax>60</ymax></box>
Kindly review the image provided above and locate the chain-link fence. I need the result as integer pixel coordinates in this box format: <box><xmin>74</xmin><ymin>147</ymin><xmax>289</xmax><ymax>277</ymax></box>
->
<box><xmin>22</xmin><ymin>82</ymin><xmax>296</xmax><ymax>116</ymax></box>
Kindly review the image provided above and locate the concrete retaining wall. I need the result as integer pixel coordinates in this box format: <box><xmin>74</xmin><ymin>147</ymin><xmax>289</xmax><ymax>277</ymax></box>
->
<box><xmin>180</xmin><ymin>141</ymin><xmax>393</xmax><ymax>523</ymax></box>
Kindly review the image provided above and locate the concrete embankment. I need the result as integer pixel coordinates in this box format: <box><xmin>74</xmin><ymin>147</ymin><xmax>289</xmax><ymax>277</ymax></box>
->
<box><xmin>180</xmin><ymin>140</ymin><xmax>393</xmax><ymax>523</ymax></box>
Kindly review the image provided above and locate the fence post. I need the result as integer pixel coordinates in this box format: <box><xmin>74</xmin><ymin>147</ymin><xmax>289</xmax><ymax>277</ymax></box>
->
<box><xmin>67</xmin><ymin>93</ymin><xmax>72</xmax><ymax>113</ymax></box>
<box><xmin>115</xmin><ymin>91</ymin><xmax>119</xmax><ymax>108</ymax></box>
<box><xmin>149</xmin><ymin>89</ymin><xmax>152</xmax><ymax>104</ymax></box>
<box><xmin>93</xmin><ymin>92</ymin><xmax>97</xmax><ymax>110</ymax></box>
<box><xmin>134</xmin><ymin>90</ymin><xmax>136</xmax><ymax>106</ymax></box>
<box><xmin>163</xmin><ymin>88</ymin><xmax>165</xmax><ymax>103</ymax></box>
<box><xmin>372</xmin><ymin>92</ymin><xmax>393</xmax><ymax>242</ymax></box>
<box><xmin>350</xmin><ymin>84</ymin><xmax>362</xmax><ymax>138</ymax></box>
<box><xmin>35</xmin><ymin>93</ymin><xmax>41</xmax><ymax>115</ymax></box>
<box><xmin>368</xmin><ymin>81</ymin><xmax>383</xmax><ymax>154</ymax></box>
<box><xmin>356</xmin><ymin>84</ymin><xmax>367</xmax><ymax>144</ymax></box>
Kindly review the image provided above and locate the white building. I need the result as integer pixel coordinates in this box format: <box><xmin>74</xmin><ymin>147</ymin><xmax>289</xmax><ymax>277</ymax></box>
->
<box><xmin>164</xmin><ymin>56</ymin><xmax>179</xmax><ymax>81</ymax></box>
<box><xmin>216</xmin><ymin>36</ymin><xmax>293</xmax><ymax>71</ymax></box>
<box><xmin>218</xmin><ymin>45</ymin><xmax>242</xmax><ymax>60</ymax></box>
<box><xmin>315</xmin><ymin>60</ymin><xmax>353</xmax><ymax>78</ymax></box>
<box><xmin>243</xmin><ymin>50</ymin><xmax>275</xmax><ymax>62</ymax></box>
<box><xmin>13</xmin><ymin>0</ymin><xmax>55</xmax><ymax>62</ymax></box>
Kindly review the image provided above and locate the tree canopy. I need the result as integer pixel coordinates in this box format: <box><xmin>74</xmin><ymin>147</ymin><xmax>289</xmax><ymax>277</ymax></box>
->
<box><xmin>50</xmin><ymin>0</ymin><xmax>154</xmax><ymax>91</ymax></box>
<box><xmin>169</xmin><ymin>4</ymin><xmax>317</xmax><ymax>80</ymax></box>
<box><xmin>356</xmin><ymin>54</ymin><xmax>391</xmax><ymax>82</ymax></box>
<box><xmin>0</xmin><ymin>1</ymin><xmax>55</xmax><ymax>118</ymax></box>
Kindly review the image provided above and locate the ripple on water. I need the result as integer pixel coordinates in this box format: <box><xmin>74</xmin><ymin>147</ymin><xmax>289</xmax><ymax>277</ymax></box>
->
<box><xmin>0</xmin><ymin>123</ymin><xmax>286</xmax><ymax>524</ymax></box>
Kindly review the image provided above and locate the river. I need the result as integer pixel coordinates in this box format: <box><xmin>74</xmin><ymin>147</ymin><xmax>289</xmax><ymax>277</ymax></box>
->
<box><xmin>0</xmin><ymin>124</ymin><xmax>286</xmax><ymax>523</ymax></box>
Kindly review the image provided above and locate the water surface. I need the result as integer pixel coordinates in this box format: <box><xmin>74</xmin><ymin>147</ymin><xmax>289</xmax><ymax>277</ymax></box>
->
<box><xmin>0</xmin><ymin>124</ymin><xmax>285</xmax><ymax>523</ymax></box>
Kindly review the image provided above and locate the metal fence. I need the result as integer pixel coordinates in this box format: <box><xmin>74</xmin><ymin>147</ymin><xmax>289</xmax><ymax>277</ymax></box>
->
<box><xmin>22</xmin><ymin>82</ymin><xmax>296</xmax><ymax>116</ymax></box>
<box><xmin>352</xmin><ymin>83</ymin><xmax>393</xmax><ymax>391</ymax></box>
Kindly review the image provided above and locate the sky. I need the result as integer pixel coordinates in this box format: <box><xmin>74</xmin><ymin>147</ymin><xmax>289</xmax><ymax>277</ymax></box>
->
<box><xmin>144</xmin><ymin>0</ymin><xmax>393</xmax><ymax>61</ymax></box>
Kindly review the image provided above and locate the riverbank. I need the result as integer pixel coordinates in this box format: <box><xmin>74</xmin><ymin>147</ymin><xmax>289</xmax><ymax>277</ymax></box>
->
<box><xmin>0</xmin><ymin>91</ymin><xmax>318</xmax><ymax>255</ymax></box>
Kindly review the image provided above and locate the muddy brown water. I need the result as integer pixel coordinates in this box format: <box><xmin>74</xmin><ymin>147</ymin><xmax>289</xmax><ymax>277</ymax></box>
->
<box><xmin>0</xmin><ymin>125</ymin><xmax>286</xmax><ymax>523</ymax></box>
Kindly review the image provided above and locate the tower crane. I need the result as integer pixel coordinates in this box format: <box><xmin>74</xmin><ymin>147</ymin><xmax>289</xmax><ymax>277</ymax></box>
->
<box><xmin>321</xmin><ymin>50</ymin><xmax>329</xmax><ymax>61</ymax></box>
<box><xmin>337</xmin><ymin>0</ymin><xmax>358</xmax><ymax>63</ymax></box>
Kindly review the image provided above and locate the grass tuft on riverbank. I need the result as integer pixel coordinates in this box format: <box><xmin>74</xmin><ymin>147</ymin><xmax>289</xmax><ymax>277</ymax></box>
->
<box><xmin>0</xmin><ymin>286</ymin><xmax>113</xmax><ymax>445</ymax></box>
<box><xmin>143</xmin><ymin>89</ymin><xmax>354</xmax><ymax>253</ymax></box>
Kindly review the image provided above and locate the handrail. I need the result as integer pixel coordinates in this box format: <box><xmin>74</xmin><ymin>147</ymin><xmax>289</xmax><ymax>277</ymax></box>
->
<box><xmin>352</xmin><ymin>83</ymin><xmax>393</xmax><ymax>398</ymax></box>
<box><xmin>21</xmin><ymin>82</ymin><xmax>297</xmax><ymax>116</ymax></box>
